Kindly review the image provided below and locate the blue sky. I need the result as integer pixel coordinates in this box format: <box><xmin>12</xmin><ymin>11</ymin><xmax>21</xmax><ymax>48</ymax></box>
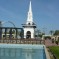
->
<box><xmin>0</xmin><ymin>0</ymin><xmax>59</xmax><ymax>34</ymax></box>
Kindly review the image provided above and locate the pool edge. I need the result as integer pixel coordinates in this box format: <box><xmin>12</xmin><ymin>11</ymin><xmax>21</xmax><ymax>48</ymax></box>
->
<box><xmin>44</xmin><ymin>46</ymin><xmax>50</xmax><ymax>59</ymax></box>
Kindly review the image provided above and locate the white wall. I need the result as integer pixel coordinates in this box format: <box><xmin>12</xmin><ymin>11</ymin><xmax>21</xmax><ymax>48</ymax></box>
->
<box><xmin>24</xmin><ymin>27</ymin><xmax>35</xmax><ymax>38</ymax></box>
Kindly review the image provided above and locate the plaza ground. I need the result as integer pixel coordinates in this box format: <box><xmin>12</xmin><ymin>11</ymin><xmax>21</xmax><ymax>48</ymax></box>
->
<box><xmin>45</xmin><ymin>39</ymin><xmax>59</xmax><ymax>59</ymax></box>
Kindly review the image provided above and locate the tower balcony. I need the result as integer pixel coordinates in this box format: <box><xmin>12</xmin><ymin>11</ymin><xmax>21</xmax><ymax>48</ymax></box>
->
<box><xmin>22</xmin><ymin>24</ymin><xmax>36</xmax><ymax>28</ymax></box>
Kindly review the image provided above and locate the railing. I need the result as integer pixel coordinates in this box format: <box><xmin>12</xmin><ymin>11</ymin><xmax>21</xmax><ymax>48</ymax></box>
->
<box><xmin>0</xmin><ymin>39</ymin><xmax>45</xmax><ymax>44</ymax></box>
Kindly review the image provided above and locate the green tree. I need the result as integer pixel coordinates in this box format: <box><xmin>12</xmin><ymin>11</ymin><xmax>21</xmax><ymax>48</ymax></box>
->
<box><xmin>50</xmin><ymin>30</ymin><xmax>54</xmax><ymax>35</ymax></box>
<box><xmin>53</xmin><ymin>30</ymin><xmax>59</xmax><ymax>35</ymax></box>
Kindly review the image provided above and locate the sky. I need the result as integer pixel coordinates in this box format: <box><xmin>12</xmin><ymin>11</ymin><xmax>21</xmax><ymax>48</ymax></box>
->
<box><xmin>0</xmin><ymin>0</ymin><xmax>59</xmax><ymax>34</ymax></box>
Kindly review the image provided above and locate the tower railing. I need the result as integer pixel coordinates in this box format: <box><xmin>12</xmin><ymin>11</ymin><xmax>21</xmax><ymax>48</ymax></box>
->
<box><xmin>22</xmin><ymin>24</ymin><xmax>36</xmax><ymax>28</ymax></box>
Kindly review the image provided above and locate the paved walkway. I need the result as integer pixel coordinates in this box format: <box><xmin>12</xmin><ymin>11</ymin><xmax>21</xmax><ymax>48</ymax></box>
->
<box><xmin>45</xmin><ymin>39</ymin><xmax>58</xmax><ymax>47</ymax></box>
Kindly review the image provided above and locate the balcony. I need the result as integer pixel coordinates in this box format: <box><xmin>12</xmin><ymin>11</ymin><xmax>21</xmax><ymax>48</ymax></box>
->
<box><xmin>22</xmin><ymin>24</ymin><xmax>36</xmax><ymax>28</ymax></box>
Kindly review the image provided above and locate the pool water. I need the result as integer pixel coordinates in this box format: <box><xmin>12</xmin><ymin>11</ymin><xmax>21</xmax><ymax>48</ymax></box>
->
<box><xmin>0</xmin><ymin>44</ymin><xmax>46</xmax><ymax>59</ymax></box>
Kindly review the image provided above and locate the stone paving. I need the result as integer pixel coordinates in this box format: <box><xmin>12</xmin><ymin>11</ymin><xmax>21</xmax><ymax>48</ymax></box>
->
<box><xmin>45</xmin><ymin>39</ymin><xmax>58</xmax><ymax>47</ymax></box>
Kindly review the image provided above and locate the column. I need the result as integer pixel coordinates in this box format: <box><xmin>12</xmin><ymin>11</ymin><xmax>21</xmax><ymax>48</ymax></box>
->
<box><xmin>5</xmin><ymin>28</ymin><xmax>7</xmax><ymax>39</ymax></box>
<box><xmin>9</xmin><ymin>28</ymin><xmax>12</xmax><ymax>39</ymax></box>
<box><xmin>21</xmin><ymin>29</ymin><xmax>24</xmax><ymax>39</ymax></box>
<box><xmin>16</xmin><ymin>29</ymin><xmax>17</xmax><ymax>38</ymax></box>
<box><xmin>0</xmin><ymin>28</ymin><xmax>2</xmax><ymax>39</ymax></box>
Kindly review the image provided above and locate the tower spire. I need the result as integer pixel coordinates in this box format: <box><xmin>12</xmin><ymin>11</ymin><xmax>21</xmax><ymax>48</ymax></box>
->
<box><xmin>29</xmin><ymin>0</ymin><xmax>32</xmax><ymax>12</ymax></box>
<box><xmin>26</xmin><ymin>0</ymin><xmax>33</xmax><ymax>24</ymax></box>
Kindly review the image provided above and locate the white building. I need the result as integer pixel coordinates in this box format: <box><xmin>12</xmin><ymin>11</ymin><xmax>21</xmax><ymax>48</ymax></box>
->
<box><xmin>22</xmin><ymin>1</ymin><xmax>36</xmax><ymax>39</ymax></box>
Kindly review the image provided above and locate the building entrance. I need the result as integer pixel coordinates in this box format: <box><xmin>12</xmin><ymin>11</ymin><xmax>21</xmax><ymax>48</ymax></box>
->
<box><xmin>26</xmin><ymin>31</ymin><xmax>31</xmax><ymax>39</ymax></box>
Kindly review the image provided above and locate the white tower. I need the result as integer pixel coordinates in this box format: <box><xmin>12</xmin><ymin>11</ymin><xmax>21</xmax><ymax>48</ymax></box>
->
<box><xmin>22</xmin><ymin>0</ymin><xmax>36</xmax><ymax>39</ymax></box>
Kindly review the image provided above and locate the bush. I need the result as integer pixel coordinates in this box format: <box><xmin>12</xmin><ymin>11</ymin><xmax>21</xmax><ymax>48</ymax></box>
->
<box><xmin>44</xmin><ymin>36</ymin><xmax>51</xmax><ymax>40</ymax></box>
<box><xmin>55</xmin><ymin>41</ymin><xmax>58</xmax><ymax>45</ymax></box>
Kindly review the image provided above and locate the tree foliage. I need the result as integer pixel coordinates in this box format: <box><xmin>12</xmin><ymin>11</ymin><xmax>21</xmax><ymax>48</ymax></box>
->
<box><xmin>53</xmin><ymin>30</ymin><xmax>59</xmax><ymax>35</ymax></box>
<box><xmin>49</xmin><ymin>30</ymin><xmax>54</xmax><ymax>35</ymax></box>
